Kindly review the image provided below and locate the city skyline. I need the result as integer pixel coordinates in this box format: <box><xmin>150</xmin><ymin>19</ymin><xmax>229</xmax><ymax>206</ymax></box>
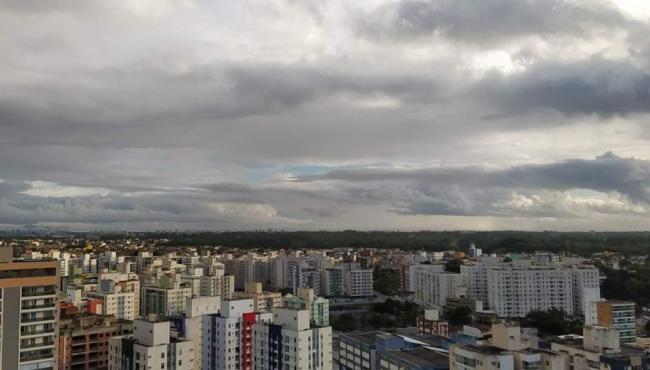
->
<box><xmin>2</xmin><ymin>0</ymin><xmax>650</xmax><ymax>231</ymax></box>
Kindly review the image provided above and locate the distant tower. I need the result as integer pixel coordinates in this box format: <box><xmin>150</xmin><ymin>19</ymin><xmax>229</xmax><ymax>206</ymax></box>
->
<box><xmin>468</xmin><ymin>243</ymin><xmax>482</xmax><ymax>258</ymax></box>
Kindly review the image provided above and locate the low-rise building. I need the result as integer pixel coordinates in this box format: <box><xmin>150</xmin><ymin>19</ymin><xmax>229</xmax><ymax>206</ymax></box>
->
<box><xmin>379</xmin><ymin>347</ymin><xmax>449</xmax><ymax>370</ymax></box>
<box><xmin>417</xmin><ymin>309</ymin><xmax>449</xmax><ymax>337</ymax></box>
<box><xmin>594</xmin><ymin>300</ymin><xmax>636</xmax><ymax>345</ymax></box>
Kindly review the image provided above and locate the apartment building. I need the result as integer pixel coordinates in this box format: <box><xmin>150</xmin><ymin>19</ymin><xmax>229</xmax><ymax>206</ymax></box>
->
<box><xmin>405</xmin><ymin>264</ymin><xmax>445</xmax><ymax>293</ymax></box>
<box><xmin>571</xmin><ymin>265</ymin><xmax>601</xmax><ymax>322</ymax></box>
<box><xmin>413</xmin><ymin>269</ymin><xmax>465</xmax><ymax>308</ymax></box>
<box><xmin>253</xmin><ymin>307</ymin><xmax>333</xmax><ymax>370</ymax></box>
<box><xmin>58</xmin><ymin>314</ymin><xmax>132</xmax><ymax>370</ymax></box>
<box><xmin>232</xmin><ymin>282</ymin><xmax>282</xmax><ymax>313</ymax></box>
<box><xmin>0</xmin><ymin>247</ymin><xmax>60</xmax><ymax>370</ymax></box>
<box><xmin>284</xmin><ymin>287</ymin><xmax>330</xmax><ymax>327</ymax></box>
<box><xmin>344</xmin><ymin>266</ymin><xmax>373</xmax><ymax>297</ymax></box>
<box><xmin>486</xmin><ymin>266</ymin><xmax>574</xmax><ymax>317</ymax></box>
<box><xmin>462</xmin><ymin>259</ymin><xmax>601</xmax><ymax>319</ymax></box>
<box><xmin>142</xmin><ymin>284</ymin><xmax>193</xmax><ymax>317</ymax></box>
<box><xmin>594</xmin><ymin>300</ymin><xmax>636</xmax><ymax>345</ymax></box>
<box><xmin>86</xmin><ymin>279</ymin><xmax>139</xmax><ymax>320</ymax></box>
<box><xmin>460</xmin><ymin>257</ymin><xmax>503</xmax><ymax>309</ymax></box>
<box><xmin>202</xmin><ymin>299</ymin><xmax>273</xmax><ymax>370</ymax></box>
<box><xmin>108</xmin><ymin>318</ymin><xmax>194</xmax><ymax>370</ymax></box>
<box><xmin>200</xmin><ymin>273</ymin><xmax>234</xmax><ymax>299</ymax></box>
<box><xmin>169</xmin><ymin>296</ymin><xmax>220</xmax><ymax>370</ymax></box>
<box><xmin>322</xmin><ymin>267</ymin><xmax>345</xmax><ymax>297</ymax></box>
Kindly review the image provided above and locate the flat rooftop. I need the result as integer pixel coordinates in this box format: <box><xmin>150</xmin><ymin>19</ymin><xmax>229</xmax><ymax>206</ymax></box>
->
<box><xmin>382</xmin><ymin>348</ymin><xmax>449</xmax><ymax>367</ymax></box>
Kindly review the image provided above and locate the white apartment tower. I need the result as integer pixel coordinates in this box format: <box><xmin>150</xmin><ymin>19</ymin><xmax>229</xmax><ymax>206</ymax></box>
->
<box><xmin>413</xmin><ymin>270</ymin><xmax>465</xmax><ymax>308</ymax></box>
<box><xmin>343</xmin><ymin>266</ymin><xmax>373</xmax><ymax>297</ymax></box>
<box><xmin>487</xmin><ymin>266</ymin><xmax>573</xmax><ymax>317</ymax></box>
<box><xmin>253</xmin><ymin>307</ymin><xmax>333</xmax><ymax>370</ymax></box>
<box><xmin>202</xmin><ymin>299</ymin><xmax>273</xmax><ymax>370</ymax></box>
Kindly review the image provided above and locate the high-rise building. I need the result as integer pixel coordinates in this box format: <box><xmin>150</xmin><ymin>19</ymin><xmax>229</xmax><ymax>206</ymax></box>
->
<box><xmin>202</xmin><ymin>299</ymin><xmax>273</xmax><ymax>370</ymax></box>
<box><xmin>413</xmin><ymin>269</ymin><xmax>465</xmax><ymax>308</ymax></box>
<box><xmin>253</xmin><ymin>307</ymin><xmax>332</xmax><ymax>370</ymax></box>
<box><xmin>571</xmin><ymin>265</ymin><xmax>601</xmax><ymax>322</ymax></box>
<box><xmin>407</xmin><ymin>264</ymin><xmax>445</xmax><ymax>293</ymax></box>
<box><xmin>322</xmin><ymin>267</ymin><xmax>345</xmax><ymax>297</ymax></box>
<box><xmin>284</xmin><ymin>288</ymin><xmax>330</xmax><ymax>327</ymax></box>
<box><xmin>0</xmin><ymin>247</ymin><xmax>60</xmax><ymax>370</ymax></box>
<box><xmin>200</xmin><ymin>273</ymin><xmax>234</xmax><ymax>299</ymax></box>
<box><xmin>343</xmin><ymin>265</ymin><xmax>373</xmax><ymax>297</ymax></box>
<box><xmin>232</xmin><ymin>282</ymin><xmax>282</xmax><ymax>313</ymax></box>
<box><xmin>169</xmin><ymin>296</ymin><xmax>220</xmax><ymax>370</ymax></box>
<box><xmin>270</xmin><ymin>254</ymin><xmax>302</xmax><ymax>291</ymax></box>
<box><xmin>108</xmin><ymin>317</ymin><xmax>194</xmax><ymax>370</ymax></box>
<box><xmin>460</xmin><ymin>257</ymin><xmax>502</xmax><ymax>308</ymax></box>
<box><xmin>299</xmin><ymin>268</ymin><xmax>323</xmax><ymax>296</ymax></box>
<box><xmin>142</xmin><ymin>284</ymin><xmax>193</xmax><ymax>317</ymax></box>
<box><xmin>463</xmin><ymin>259</ymin><xmax>601</xmax><ymax>319</ymax></box>
<box><xmin>487</xmin><ymin>265</ymin><xmax>574</xmax><ymax>317</ymax></box>
<box><xmin>467</xmin><ymin>243</ymin><xmax>482</xmax><ymax>259</ymax></box>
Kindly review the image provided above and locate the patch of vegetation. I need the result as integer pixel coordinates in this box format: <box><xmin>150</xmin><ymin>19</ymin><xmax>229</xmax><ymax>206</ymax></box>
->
<box><xmin>373</xmin><ymin>268</ymin><xmax>401</xmax><ymax>296</ymax></box>
<box><xmin>445</xmin><ymin>306</ymin><xmax>473</xmax><ymax>326</ymax></box>
<box><xmin>330</xmin><ymin>299</ymin><xmax>419</xmax><ymax>331</ymax></box>
<box><xmin>519</xmin><ymin>308</ymin><xmax>583</xmax><ymax>336</ymax></box>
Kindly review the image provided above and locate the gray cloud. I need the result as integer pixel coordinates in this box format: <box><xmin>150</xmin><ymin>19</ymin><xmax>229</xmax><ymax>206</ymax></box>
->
<box><xmin>0</xmin><ymin>0</ymin><xmax>649</xmax><ymax>230</ymax></box>
<box><xmin>299</xmin><ymin>152</ymin><xmax>650</xmax><ymax>217</ymax></box>
<box><xmin>477</xmin><ymin>59</ymin><xmax>650</xmax><ymax>118</ymax></box>
<box><xmin>358</xmin><ymin>0</ymin><xmax>634</xmax><ymax>44</ymax></box>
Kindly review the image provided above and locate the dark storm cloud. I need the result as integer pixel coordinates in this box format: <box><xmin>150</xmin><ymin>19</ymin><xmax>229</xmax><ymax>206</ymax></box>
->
<box><xmin>477</xmin><ymin>59</ymin><xmax>650</xmax><ymax>118</ymax></box>
<box><xmin>358</xmin><ymin>0</ymin><xmax>634</xmax><ymax>44</ymax></box>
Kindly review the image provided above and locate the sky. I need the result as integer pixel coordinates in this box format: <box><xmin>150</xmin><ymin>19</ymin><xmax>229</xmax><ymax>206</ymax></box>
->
<box><xmin>1</xmin><ymin>0</ymin><xmax>650</xmax><ymax>231</ymax></box>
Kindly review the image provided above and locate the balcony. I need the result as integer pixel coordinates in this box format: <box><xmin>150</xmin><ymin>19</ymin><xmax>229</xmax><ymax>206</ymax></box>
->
<box><xmin>21</xmin><ymin>315</ymin><xmax>56</xmax><ymax>324</ymax></box>
<box><xmin>21</xmin><ymin>330</ymin><xmax>55</xmax><ymax>339</ymax></box>
<box><xmin>22</xmin><ymin>289</ymin><xmax>57</xmax><ymax>298</ymax></box>
<box><xmin>21</xmin><ymin>341</ymin><xmax>55</xmax><ymax>350</ymax></box>
<box><xmin>21</xmin><ymin>304</ymin><xmax>56</xmax><ymax>313</ymax></box>
<box><xmin>20</xmin><ymin>349</ymin><xmax>54</xmax><ymax>363</ymax></box>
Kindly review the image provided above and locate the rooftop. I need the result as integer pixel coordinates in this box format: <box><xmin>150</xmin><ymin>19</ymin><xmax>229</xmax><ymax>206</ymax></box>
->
<box><xmin>457</xmin><ymin>344</ymin><xmax>509</xmax><ymax>355</ymax></box>
<box><xmin>382</xmin><ymin>347</ymin><xmax>449</xmax><ymax>367</ymax></box>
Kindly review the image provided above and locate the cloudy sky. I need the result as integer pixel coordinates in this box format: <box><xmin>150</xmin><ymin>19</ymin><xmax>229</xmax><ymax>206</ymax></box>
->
<box><xmin>2</xmin><ymin>0</ymin><xmax>650</xmax><ymax>231</ymax></box>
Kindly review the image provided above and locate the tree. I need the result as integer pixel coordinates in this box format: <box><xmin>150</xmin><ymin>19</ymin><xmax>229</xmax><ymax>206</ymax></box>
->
<box><xmin>332</xmin><ymin>314</ymin><xmax>357</xmax><ymax>331</ymax></box>
<box><xmin>373</xmin><ymin>269</ymin><xmax>401</xmax><ymax>296</ymax></box>
<box><xmin>446</xmin><ymin>306</ymin><xmax>473</xmax><ymax>326</ymax></box>
<box><xmin>519</xmin><ymin>308</ymin><xmax>582</xmax><ymax>335</ymax></box>
<box><xmin>445</xmin><ymin>259</ymin><xmax>462</xmax><ymax>273</ymax></box>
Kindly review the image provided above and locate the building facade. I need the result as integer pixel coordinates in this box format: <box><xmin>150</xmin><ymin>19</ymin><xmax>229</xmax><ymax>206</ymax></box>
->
<box><xmin>0</xmin><ymin>248</ymin><xmax>60</xmax><ymax>370</ymax></box>
<box><xmin>253</xmin><ymin>308</ymin><xmax>333</xmax><ymax>370</ymax></box>
<box><xmin>108</xmin><ymin>318</ymin><xmax>194</xmax><ymax>370</ymax></box>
